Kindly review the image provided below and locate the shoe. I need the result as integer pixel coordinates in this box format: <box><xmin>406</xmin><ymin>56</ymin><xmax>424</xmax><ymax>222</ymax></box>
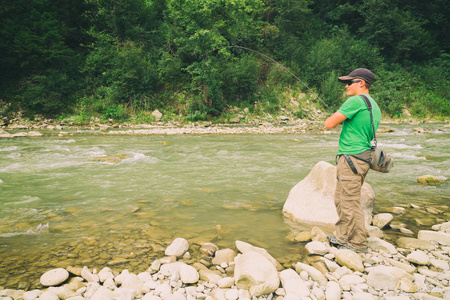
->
<box><xmin>326</xmin><ymin>235</ymin><xmax>347</xmax><ymax>246</ymax></box>
<box><xmin>337</xmin><ymin>243</ymin><xmax>369</xmax><ymax>253</ymax></box>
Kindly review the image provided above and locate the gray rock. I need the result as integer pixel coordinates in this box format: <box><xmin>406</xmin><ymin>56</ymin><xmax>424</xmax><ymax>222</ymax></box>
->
<box><xmin>366</xmin><ymin>225</ymin><xmax>384</xmax><ymax>238</ymax></box>
<box><xmin>46</xmin><ymin>286</ymin><xmax>78</xmax><ymax>299</ymax></box>
<box><xmin>417</xmin><ymin>175</ymin><xmax>443</xmax><ymax>186</ymax></box>
<box><xmin>386</xmin><ymin>258</ymin><xmax>416</xmax><ymax>274</ymax></box>
<box><xmin>23</xmin><ymin>290</ymin><xmax>41</xmax><ymax>300</ymax></box>
<box><xmin>81</xmin><ymin>266</ymin><xmax>99</xmax><ymax>283</ymax></box>
<box><xmin>311</xmin><ymin>226</ymin><xmax>328</xmax><ymax>242</ymax></box>
<box><xmin>38</xmin><ymin>291</ymin><xmax>59</xmax><ymax>300</ymax></box>
<box><xmin>212</xmin><ymin>249</ymin><xmax>237</xmax><ymax>265</ymax></box>
<box><xmin>98</xmin><ymin>267</ymin><xmax>114</xmax><ymax>283</ymax></box>
<box><xmin>235</xmin><ymin>240</ymin><xmax>283</xmax><ymax>270</ymax></box>
<box><xmin>90</xmin><ymin>286</ymin><xmax>114</xmax><ymax>300</ymax></box>
<box><xmin>418</xmin><ymin>230</ymin><xmax>450</xmax><ymax>245</ymax></box>
<box><xmin>295</xmin><ymin>262</ymin><xmax>327</xmax><ymax>287</ymax></box>
<box><xmin>396</xmin><ymin>237</ymin><xmax>436</xmax><ymax>251</ymax></box>
<box><xmin>152</xmin><ymin>110</ymin><xmax>163</xmax><ymax>121</ymax></box>
<box><xmin>372</xmin><ymin>213</ymin><xmax>393</xmax><ymax>229</ymax></box>
<box><xmin>406</xmin><ymin>250</ymin><xmax>430</xmax><ymax>265</ymax></box>
<box><xmin>200</xmin><ymin>243</ymin><xmax>219</xmax><ymax>256</ymax></box>
<box><xmin>305</xmin><ymin>241</ymin><xmax>329</xmax><ymax>255</ymax></box>
<box><xmin>165</xmin><ymin>238</ymin><xmax>189</xmax><ymax>257</ymax></box>
<box><xmin>159</xmin><ymin>262</ymin><xmax>184</xmax><ymax>277</ymax></box>
<box><xmin>199</xmin><ymin>269</ymin><xmax>222</xmax><ymax>283</ymax></box>
<box><xmin>283</xmin><ymin>161</ymin><xmax>375</xmax><ymax>227</ymax></box>
<box><xmin>217</xmin><ymin>277</ymin><xmax>234</xmax><ymax>288</ymax></box>
<box><xmin>40</xmin><ymin>268</ymin><xmax>69</xmax><ymax>287</ymax></box>
<box><xmin>234</xmin><ymin>251</ymin><xmax>280</xmax><ymax>296</ymax></box>
<box><xmin>325</xmin><ymin>281</ymin><xmax>341</xmax><ymax>300</ymax></box>
<box><xmin>121</xmin><ymin>273</ymin><xmax>144</xmax><ymax>295</ymax></box>
<box><xmin>338</xmin><ymin>274</ymin><xmax>365</xmax><ymax>291</ymax></box>
<box><xmin>335</xmin><ymin>249</ymin><xmax>364</xmax><ymax>272</ymax></box>
<box><xmin>179</xmin><ymin>264</ymin><xmax>199</xmax><ymax>284</ymax></box>
<box><xmin>279</xmin><ymin>268</ymin><xmax>310</xmax><ymax>298</ymax></box>
<box><xmin>368</xmin><ymin>237</ymin><xmax>397</xmax><ymax>254</ymax></box>
<box><xmin>352</xmin><ymin>292</ymin><xmax>375</xmax><ymax>300</ymax></box>
<box><xmin>366</xmin><ymin>266</ymin><xmax>412</xmax><ymax>291</ymax></box>
<box><xmin>435</xmin><ymin>221</ymin><xmax>450</xmax><ymax>233</ymax></box>
<box><xmin>225</xmin><ymin>288</ymin><xmax>239</xmax><ymax>300</ymax></box>
<box><xmin>430</xmin><ymin>258</ymin><xmax>449</xmax><ymax>271</ymax></box>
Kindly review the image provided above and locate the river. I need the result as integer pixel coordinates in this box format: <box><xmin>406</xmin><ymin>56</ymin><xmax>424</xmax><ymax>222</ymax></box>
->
<box><xmin>0</xmin><ymin>123</ymin><xmax>448</xmax><ymax>289</ymax></box>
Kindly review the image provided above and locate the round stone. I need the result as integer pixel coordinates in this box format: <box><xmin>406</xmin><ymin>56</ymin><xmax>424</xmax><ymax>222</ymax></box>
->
<box><xmin>40</xmin><ymin>268</ymin><xmax>70</xmax><ymax>286</ymax></box>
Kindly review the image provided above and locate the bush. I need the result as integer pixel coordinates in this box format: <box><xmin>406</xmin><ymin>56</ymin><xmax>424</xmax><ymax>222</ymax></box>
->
<box><xmin>17</xmin><ymin>70</ymin><xmax>77</xmax><ymax>117</ymax></box>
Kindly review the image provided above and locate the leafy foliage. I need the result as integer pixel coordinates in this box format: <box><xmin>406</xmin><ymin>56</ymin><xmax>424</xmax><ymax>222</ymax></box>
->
<box><xmin>0</xmin><ymin>0</ymin><xmax>448</xmax><ymax>120</ymax></box>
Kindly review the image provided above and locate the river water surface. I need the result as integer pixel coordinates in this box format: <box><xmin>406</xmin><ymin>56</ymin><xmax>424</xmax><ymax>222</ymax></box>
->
<box><xmin>0</xmin><ymin>124</ymin><xmax>449</xmax><ymax>289</ymax></box>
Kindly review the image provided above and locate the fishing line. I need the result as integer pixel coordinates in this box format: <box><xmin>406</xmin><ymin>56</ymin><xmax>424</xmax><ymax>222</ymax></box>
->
<box><xmin>205</xmin><ymin>45</ymin><xmax>334</xmax><ymax>113</ymax></box>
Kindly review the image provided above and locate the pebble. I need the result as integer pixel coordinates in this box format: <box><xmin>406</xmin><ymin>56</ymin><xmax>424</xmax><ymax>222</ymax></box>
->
<box><xmin>40</xmin><ymin>268</ymin><xmax>69</xmax><ymax>286</ymax></box>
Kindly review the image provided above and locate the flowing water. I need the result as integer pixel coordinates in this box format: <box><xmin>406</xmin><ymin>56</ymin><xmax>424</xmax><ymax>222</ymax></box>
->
<box><xmin>0</xmin><ymin>123</ymin><xmax>449</xmax><ymax>289</ymax></box>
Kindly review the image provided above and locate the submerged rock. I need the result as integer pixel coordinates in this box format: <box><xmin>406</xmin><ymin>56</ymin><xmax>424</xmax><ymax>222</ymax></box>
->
<box><xmin>88</xmin><ymin>153</ymin><xmax>131</xmax><ymax>164</ymax></box>
<box><xmin>417</xmin><ymin>175</ymin><xmax>445</xmax><ymax>186</ymax></box>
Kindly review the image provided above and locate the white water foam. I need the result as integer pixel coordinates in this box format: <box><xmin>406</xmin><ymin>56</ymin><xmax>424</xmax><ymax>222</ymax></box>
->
<box><xmin>55</xmin><ymin>139</ymin><xmax>76</xmax><ymax>143</ymax></box>
<box><xmin>26</xmin><ymin>223</ymin><xmax>49</xmax><ymax>234</ymax></box>
<box><xmin>0</xmin><ymin>163</ymin><xmax>22</xmax><ymax>172</ymax></box>
<box><xmin>385</xmin><ymin>143</ymin><xmax>423</xmax><ymax>149</ymax></box>
<box><xmin>391</xmin><ymin>153</ymin><xmax>426</xmax><ymax>160</ymax></box>
<box><xmin>0</xmin><ymin>146</ymin><xmax>18</xmax><ymax>152</ymax></box>
<box><xmin>43</xmin><ymin>145</ymin><xmax>71</xmax><ymax>152</ymax></box>
<box><xmin>4</xmin><ymin>196</ymin><xmax>41</xmax><ymax>205</ymax></box>
<box><xmin>7</xmin><ymin>153</ymin><xmax>21</xmax><ymax>159</ymax></box>
<box><xmin>120</xmin><ymin>153</ymin><xmax>147</xmax><ymax>164</ymax></box>
<box><xmin>0</xmin><ymin>223</ymin><xmax>49</xmax><ymax>237</ymax></box>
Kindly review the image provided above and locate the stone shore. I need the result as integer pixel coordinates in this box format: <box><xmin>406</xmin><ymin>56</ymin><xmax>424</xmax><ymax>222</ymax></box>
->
<box><xmin>1</xmin><ymin>117</ymin><xmax>449</xmax><ymax>138</ymax></box>
<box><xmin>0</xmin><ymin>119</ymin><xmax>326</xmax><ymax>138</ymax></box>
<box><xmin>1</xmin><ymin>223</ymin><xmax>450</xmax><ymax>300</ymax></box>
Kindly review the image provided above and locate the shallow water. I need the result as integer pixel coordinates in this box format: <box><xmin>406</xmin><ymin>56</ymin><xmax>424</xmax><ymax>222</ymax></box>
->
<box><xmin>0</xmin><ymin>124</ymin><xmax>449</xmax><ymax>289</ymax></box>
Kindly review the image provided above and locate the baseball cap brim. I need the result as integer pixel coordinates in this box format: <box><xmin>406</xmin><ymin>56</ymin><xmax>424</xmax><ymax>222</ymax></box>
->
<box><xmin>338</xmin><ymin>76</ymin><xmax>357</xmax><ymax>83</ymax></box>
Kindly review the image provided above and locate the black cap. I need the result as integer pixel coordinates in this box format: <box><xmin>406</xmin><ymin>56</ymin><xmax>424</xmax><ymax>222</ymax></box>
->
<box><xmin>338</xmin><ymin>68</ymin><xmax>375</xmax><ymax>85</ymax></box>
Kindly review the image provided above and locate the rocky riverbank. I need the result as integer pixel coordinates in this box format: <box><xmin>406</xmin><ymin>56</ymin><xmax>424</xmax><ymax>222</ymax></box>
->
<box><xmin>1</xmin><ymin>222</ymin><xmax>449</xmax><ymax>300</ymax></box>
<box><xmin>1</xmin><ymin>119</ymin><xmax>449</xmax><ymax>138</ymax></box>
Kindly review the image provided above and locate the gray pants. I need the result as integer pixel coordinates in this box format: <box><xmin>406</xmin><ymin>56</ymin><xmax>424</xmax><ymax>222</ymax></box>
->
<box><xmin>334</xmin><ymin>155</ymin><xmax>370</xmax><ymax>250</ymax></box>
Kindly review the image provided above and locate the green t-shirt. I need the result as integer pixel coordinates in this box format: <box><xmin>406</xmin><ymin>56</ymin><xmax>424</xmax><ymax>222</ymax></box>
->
<box><xmin>337</xmin><ymin>94</ymin><xmax>381</xmax><ymax>155</ymax></box>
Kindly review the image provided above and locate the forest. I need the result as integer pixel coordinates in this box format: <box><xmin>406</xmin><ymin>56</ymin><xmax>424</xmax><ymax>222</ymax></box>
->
<box><xmin>0</xmin><ymin>0</ymin><xmax>449</xmax><ymax>123</ymax></box>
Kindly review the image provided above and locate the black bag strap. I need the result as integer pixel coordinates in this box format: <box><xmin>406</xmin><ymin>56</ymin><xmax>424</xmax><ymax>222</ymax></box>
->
<box><xmin>360</xmin><ymin>94</ymin><xmax>377</xmax><ymax>147</ymax></box>
<box><xmin>343</xmin><ymin>154</ymin><xmax>358</xmax><ymax>174</ymax></box>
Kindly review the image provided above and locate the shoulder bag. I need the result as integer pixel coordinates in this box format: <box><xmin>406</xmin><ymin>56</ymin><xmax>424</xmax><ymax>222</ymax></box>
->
<box><xmin>361</xmin><ymin>95</ymin><xmax>394</xmax><ymax>173</ymax></box>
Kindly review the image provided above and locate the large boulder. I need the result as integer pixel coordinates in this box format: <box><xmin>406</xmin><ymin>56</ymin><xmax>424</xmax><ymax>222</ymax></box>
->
<box><xmin>234</xmin><ymin>251</ymin><xmax>280</xmax><ymax>296</ymax></box>
<box><xmin>235</xmin><ymin>241</ymin><xmax>283</xmax><ymax>271</ymax></box>
<box><xmin>282</xmin><ymin>161</ymin><xmax>375</xmax><ymax>226</ymax></box>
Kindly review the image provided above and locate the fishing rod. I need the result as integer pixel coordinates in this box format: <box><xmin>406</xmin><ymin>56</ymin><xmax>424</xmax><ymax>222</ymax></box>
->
<box><xmin>205</xmin><ymin>45</ymin><xmax>334</xmax><ymax>113</ymax></box>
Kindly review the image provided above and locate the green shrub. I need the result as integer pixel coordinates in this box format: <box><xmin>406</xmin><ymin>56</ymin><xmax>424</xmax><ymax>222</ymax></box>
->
<box><xmin>186</xmin><ymin>111</ymin><xmax>207</xmax><ymax>122</ymax></box>
<box><xmin>17</xmin><ymin>70</ymin><xmax>76</xmax><ymax>117</ymax></box>
<box><xmin>101</xmin><ymin>105</ymin><xmax>126</xmax><ymax>120</ymax></box>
